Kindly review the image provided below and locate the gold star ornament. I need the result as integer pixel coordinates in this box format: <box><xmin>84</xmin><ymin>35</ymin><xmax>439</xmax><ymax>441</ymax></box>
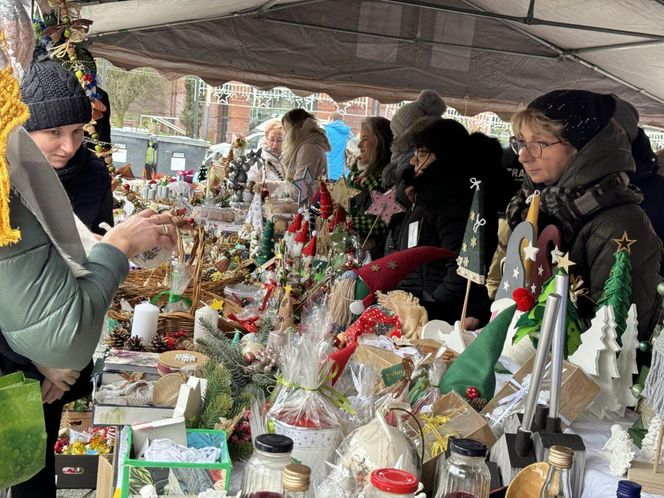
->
<box><xmin>613</xmin><ymin>231</ymin><xmax>636</xmax><ymax>253</ymax></box>
<box><xmin>555</xmin><ymin>252</ymin><xmax>576</xmax><ymax>273</ymax></box>
<box><xmin>328</xmin><ymin>177</ymin><xmax>360</xmax><ymax>211</ymax></box>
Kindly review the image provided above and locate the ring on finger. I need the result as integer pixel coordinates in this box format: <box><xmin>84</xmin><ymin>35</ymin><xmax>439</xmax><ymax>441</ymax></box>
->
<box><xmin>161</xmin><ymin>224</ymin><xmax>170</xmax><ymax>235</ymax></box>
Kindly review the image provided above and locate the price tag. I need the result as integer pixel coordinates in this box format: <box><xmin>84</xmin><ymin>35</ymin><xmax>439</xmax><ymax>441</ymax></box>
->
<box><xmin>408</xmin><ymin>221</ymin><xmax>419</xmax><ymax>248</ymax></box>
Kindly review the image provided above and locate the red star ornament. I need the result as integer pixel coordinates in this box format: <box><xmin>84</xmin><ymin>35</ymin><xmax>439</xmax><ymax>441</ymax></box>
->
<box><xmin>366</xmin><ymin>189</ymin><xmax>405</xmax><ymax>225</ymax></box>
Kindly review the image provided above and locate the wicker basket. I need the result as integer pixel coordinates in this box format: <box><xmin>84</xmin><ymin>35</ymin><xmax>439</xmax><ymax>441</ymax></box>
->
<box><xmin>109</xmin><ymin>227</ymin><xmax>247</xmax><ymax>336</ymax></box>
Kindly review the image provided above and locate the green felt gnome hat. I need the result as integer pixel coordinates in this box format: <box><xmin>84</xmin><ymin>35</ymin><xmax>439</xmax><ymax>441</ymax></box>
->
<box><xmin>439</xmin><ymin>304</ymin><xmax>517</xmax><ymax>399</ymax></box>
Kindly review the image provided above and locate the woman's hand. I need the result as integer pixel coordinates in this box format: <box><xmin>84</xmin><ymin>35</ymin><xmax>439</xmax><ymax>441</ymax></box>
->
<box><xmin>101</xmin><ymin>209</ymin><xmax>177</xmax><ymax>257</ymax></box>
<box><xmin>35</xmin><ymin>363</ymin><xmax>80</xmax><ymax>391</ymax></box>
<box><xmin>41</xmin><ymin>379</ymin><xmax>67</xmax><ymax>404</ymax></box>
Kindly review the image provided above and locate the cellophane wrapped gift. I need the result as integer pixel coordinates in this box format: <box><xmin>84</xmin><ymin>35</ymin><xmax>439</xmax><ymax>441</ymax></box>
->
<box><xmin>162</xmin><ymin>260</ymin><xmax>194</xmax><ymax>312</ymax></box>
<box><xmin>410</xmin><ymin>391</ymin><xmax>496</xmax><ymax>494</ymax></box>
<box><xmin>344</xmin><ymin>363</ymin><xmax>378</xmax><ymax>432</ymax></box>
<box><xmin>267</xmin><ymin>305</ymin><xmax>346</xmax><ymax>487</ymax></box>
<box><xmin>410</xmin><ymin>357</ymin><xmax>447</xmax><ymax>415</ymax></box>
<box><xmin>336</xmin><ymin>407</ymin><xmax>421</xmax><ymax>488</ymax></box>
<box><xmin>479</xmin><ymin>356</ymin><xmax>600</xmax><ymax>439</ymax></box>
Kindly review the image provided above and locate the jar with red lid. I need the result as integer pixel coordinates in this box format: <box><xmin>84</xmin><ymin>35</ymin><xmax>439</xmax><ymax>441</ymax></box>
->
<box><xmin>367</xmin><ymin>468</ymin><xmax>420</xmax><ymax>498</ymax></box>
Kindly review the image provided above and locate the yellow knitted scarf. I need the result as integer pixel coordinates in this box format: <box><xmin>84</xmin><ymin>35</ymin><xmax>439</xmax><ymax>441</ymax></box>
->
<box><xmin>0</xmin><ymin>32</ymin><xmax>30</xmax><ymax>246</ymax></box>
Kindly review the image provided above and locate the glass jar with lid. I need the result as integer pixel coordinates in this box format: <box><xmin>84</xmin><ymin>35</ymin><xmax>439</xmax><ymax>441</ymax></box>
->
<box><xmin>367</xmin><ymin>468</ymin><xmax>420</xmax><ymax>498</ymax></box>
<box><xmin>282</xmin><ymin>463</ymin><xmax>311</xmax><ymax>498</ymax></box>
<box><xmin>240</xmin><ymin>434</ymin><xmax>293</xmax><ymax>498</ymax></box>
<box><xmin>434</xmin><ymin>438</ymin><xmax>490</xmax><ymax>498</ymax></box>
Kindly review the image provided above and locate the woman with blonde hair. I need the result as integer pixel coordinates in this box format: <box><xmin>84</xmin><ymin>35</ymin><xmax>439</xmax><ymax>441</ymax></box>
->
<box><xmin>248</xmin><ymin>118</ymin><xmax>288</xmax><ymax>193</ymax></box>
<box><xmin>282</xmin><ymin>108</ymin><xmax>330</xmax><ymax>200</ymax></box>
<box><xmin>506</xmin><ymin>89</ymin><xmax>662</xmax><ymax>345</ymax></box>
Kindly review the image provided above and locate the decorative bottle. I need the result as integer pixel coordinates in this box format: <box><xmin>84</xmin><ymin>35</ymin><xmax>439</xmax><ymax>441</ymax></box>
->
<box><xmin>282</xmin><ymin>463</ymin><xmax>311</xmax><ymax>498</ymax></box>
<box><xmin>539</xmin><ymin>445</ymin><xmax>574</xmax><ymax>498</ymax></box>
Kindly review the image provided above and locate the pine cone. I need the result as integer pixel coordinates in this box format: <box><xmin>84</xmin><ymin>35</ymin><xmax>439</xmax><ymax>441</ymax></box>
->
<box><xmin>105</xmin><ymin>326</ymin><xmax>130</xmax><ymax>349</ymax></box>
<box><xmin>469</xmin><ymin>397</ymin><xmax>488</xmax><ymax>412</ymax></box>
<box><xmin>125</xmin><ymin>336</ymin><xmax>146</xmax><ymax>352</ymax></box>
<box><xmin>148</xmin><ymin>334</ymin><xmax>168</xmax><ymax>353</ymax></box>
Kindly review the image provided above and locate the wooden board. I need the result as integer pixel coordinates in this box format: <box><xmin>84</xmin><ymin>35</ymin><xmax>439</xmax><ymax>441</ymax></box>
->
<box><xmin>627</xmin><ymin>460</ymin><xmax>664</xmax><ymax>494</ymax></box>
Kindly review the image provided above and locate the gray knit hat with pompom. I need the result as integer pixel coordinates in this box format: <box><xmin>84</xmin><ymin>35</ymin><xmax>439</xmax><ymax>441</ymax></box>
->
<box><xmin>390</xmin><ymin>89</ymin><xmax>447</xmax><ymax>138</ymax></box>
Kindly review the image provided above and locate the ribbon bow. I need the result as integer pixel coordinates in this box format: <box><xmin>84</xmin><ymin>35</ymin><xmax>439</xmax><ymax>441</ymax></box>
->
<box><xmin>420</xmin><ymin>412</ymin><xmax>460</xmax><ymax>458</ymax></box>
<box><xmin>276</xmin><ymin>367</ymin><xmax>356</xmax><ymax>416</ymax></box>
<box><xmin>227</xmin><ymin>314</ymin><xmax>259</xmax><ymax>333</ymax></box>
<box><xmin>473</xmin><ymin>216</ymin><xmax>486</xmax><ymax>233</ymax></box>
<box><xmin>469</xmin><ymin>177</ymin><xmax>482</xmax><ymax>191</ymax></box>
<box><xmin>525</xmin><ymin>189</ymin><xmax>541</xmax><ymax>205</ymax></box>
<box><xmin>150</xmin><ymin>290</ymin><xmax>192</xmax><ymax>307</ymax></box>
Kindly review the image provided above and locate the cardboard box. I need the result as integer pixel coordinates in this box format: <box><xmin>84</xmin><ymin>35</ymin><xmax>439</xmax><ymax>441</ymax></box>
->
<box><xmin>60</xmin><ymin>410</ymin><xmax>93</xmax><ymax>431</ymax></box>
<box><xmin>55</xmin><ymin>454</ymin><xmax>101</xmax><ymax>489</ymax></box>
<box><xmin>415</xmin><ymin>391</ymin><xmax>497</xmax><ymax>494</ymax></box>
<box><xmin>120</xmin><ymin>428</ymin><xmax>232</xmax><ymax>497</ymax></box>
<box><xmin>93</xmin><ymin>372</ymin><xmax>175</xmax><ymax>426</ymax></box>
<box><xmin>480</xmin><ymin>356</ymin><xmax>600</xmax><ymax>439</ymax></box>
<box><xmin>96</xmin><ymin>453</ymin><xmax>116</xmax><ymax>498</ymax></box>
<box><xmin>353</xmin><ymin>337</ymin><xmax>450</xmax><ymax>390</ymax></box>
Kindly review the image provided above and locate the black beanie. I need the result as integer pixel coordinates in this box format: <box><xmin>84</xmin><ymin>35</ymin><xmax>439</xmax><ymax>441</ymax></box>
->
<box><xmin>20</xmin><ymin>59</ymin><xmax>92</xmax><ymax>132</ymax></box>
<box><xmin>528</xmin><ymin>89</ymin><xmax>616</xmax><ymax>151</ymax></box>
<box><xmin>411</xmin><ymin>118</ymin><xmax>469</xmax><ymax>158</ymax></box>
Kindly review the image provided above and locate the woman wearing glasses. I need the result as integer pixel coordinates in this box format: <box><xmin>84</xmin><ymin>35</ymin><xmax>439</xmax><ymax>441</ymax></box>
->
<box><xmin>385</xmin><ymin>118</ymin><xmax>503</xmax><ymax>326</ymax></box>
<box><xmin>248</xmin><ymin>118</ymin><xmax>288</xmax><ymax>194</ymax></box>
<box><xmin>506</xmin><ymin>89</ymin><xmax>662</xmax><ymax>343</ymax></box>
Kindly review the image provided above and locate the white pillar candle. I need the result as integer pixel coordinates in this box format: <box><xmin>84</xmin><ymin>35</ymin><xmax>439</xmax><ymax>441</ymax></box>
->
<box><xmin>131</xmin><ymin>302</ymin><xmax>160</xmax><ymax>343</ymax></box>
<box><xmin>194</xmin><ymin>305</ymin><xmax>219</xmax><ymax>343</ymax></box>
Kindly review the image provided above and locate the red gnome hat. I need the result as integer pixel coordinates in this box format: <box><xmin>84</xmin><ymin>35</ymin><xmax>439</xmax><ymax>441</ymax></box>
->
<box><xmin>318</xmin><ymin>182</ymin><xmax>333</xmax><ymax>219</ymax></box>
<box><xmin>350</xmin><ymin>246</ymin><xmax>455</xmax><ymax>314</ymax></box>
<box><xmin>294</xmin><ymin>220</ymin><xmax>309</xmax><ymax>244</ymax></box>
<box><xmin>329</xmin><ymin>205</ymin><xmax>347</xmax><ymax>231</ymax></box>
<box><xmin>303</xmin><ymin>231</ymin><xmax>317</xmax><ymax>257</ymax></box>
<box><xmin>328</xmin><ymin>341</ymin><xmax>358</xmax><ymax>384</ymax></box>
<box><xmin>287</xmin><ymin>211</ymin><xmax>303</xmax><ymax>234</ymax></box>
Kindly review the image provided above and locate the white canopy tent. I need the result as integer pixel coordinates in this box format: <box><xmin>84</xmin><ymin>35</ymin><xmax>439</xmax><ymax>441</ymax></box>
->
<box><xmin>77</xmin><ymin>0</ymin><xmax>664</xmax><ymax>125</ymax></box>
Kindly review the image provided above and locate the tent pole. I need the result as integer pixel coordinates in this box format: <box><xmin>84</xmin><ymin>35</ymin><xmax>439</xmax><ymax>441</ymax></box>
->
<box><xmin>381</xmin><ymin>0</ymin><xmax>664</xmax><ymax>40</ymax></box>
<box><xmin>263</xmin><ymin>17</ymin><xmax>557</xmax><ymax>60</ymax></box>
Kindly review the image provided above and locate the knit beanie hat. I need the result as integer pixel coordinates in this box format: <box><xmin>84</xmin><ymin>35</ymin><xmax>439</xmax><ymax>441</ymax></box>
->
<box><xmin>411</xmin><ymin>118</ymin><xmax>469</xmax><ymax>158</ymax></box>
<box><xmin>527</xmin><ymin>89</ymin><xmax>616</xmax><ymax>152</ymax></box>
<box><xmin>21</xmin><ymin>58</ymin><xmax>91</xmax><ymax>131</ymax></box>
<box><xmin>391</xmin><ymin>89</ymin><xmax>447</xmax><ymax>138</ymax></box>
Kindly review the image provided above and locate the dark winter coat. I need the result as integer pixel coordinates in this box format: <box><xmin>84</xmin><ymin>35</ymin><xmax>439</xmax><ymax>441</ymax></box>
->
<box><xmin>385</xmin><ymin>134</ymin><xmax>503</xmax><ymax>325</ymax></box>
<box><xmin>56</xmin><ymin>145</ymin><xmax>114</xmax><ymax>235</ymax></box>
<box><xmin>629</xmin><ymin>131</ymin><xmax>664</xmax><ymax>272</ymax></box>
<box><xmin>508</xmin><ymin>120</ymin><xmax>662</xmax><ymax>341</ymax></box>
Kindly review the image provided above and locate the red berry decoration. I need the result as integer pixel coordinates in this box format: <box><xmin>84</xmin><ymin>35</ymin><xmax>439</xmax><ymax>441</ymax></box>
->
<box><xmin>123</xmin><ymin>183</ymin><xmax>131</xmax><ymax>190</ymax></box>
<box><xmin>512</xmin><ymin>287</ymin><xmax>535</xmax><ymax>312</ymax></box>
<box><xmin>243</xmin><ymin>352</ymin><xmax>256</xmax><ymax>364</ymax></box>
<box><xmin>187</xmin><ymin>217</ymin><xmax>195</xmax><ymax>225</ymax></box>
<box><xmin>466</xmin><ymin>386</ymin><xmax>480</xmax><ymax>400</ymax></box>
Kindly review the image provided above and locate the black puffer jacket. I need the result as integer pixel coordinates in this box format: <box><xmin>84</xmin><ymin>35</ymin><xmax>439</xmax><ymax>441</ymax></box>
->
<box><xmin>508</xmin><ymin>120</ymin><xmax>662</xmax><ymax>341</ymax></box>
<box><xmin>56</xmin><ymin>145</ymin><xmax>114</xmax><ymax>235</ymax></box>
<box><xmin>385</xmin><ymin>133</ymin><xmax>503</xmax><ymax>324</ymax></box>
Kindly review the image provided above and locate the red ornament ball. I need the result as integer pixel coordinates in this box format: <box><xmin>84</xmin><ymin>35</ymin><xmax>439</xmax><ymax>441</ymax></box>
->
<box><xmin>512</xmin><ymin>287</ymin><xmax>535</xmax><ymax>312</ymax></box>
<box><xmin>243</xmin><ymin>352</ymin><xmax>256</xmax><ymax>364</ymax></box>
<box><xmin>466</xmin><ymin>386</ymin><xmax>480</xmax><ymax>400</ymax></box>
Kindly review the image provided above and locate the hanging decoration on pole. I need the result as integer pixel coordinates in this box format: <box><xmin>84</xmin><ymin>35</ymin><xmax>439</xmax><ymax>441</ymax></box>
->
<box><xmin>456</xmin><ymin>178</ymin><xmax>487</xmax><ymax>330</ymax></box>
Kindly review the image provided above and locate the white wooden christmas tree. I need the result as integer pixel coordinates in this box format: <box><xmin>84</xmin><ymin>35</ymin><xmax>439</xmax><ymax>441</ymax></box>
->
<box><xmin>581</xmin><ymin>306</ymin><xmax>624</xmax><ymax>418</ymax></box>
<box><xmin>614</xmin><ymin>304</ymin><xmax>640</xmax><ymax>414</ymax></box>
<box><xmin>569</xmin><ymin>305</ymin><xmax>612</xmax><ymax>376</ymax></box>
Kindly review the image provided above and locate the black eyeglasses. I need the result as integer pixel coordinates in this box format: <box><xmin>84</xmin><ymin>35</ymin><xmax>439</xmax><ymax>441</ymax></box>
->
<box><xmin>509</xmin><ymin>136</ymin><xmax>563</xmax><ymax>158</ymax></box>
